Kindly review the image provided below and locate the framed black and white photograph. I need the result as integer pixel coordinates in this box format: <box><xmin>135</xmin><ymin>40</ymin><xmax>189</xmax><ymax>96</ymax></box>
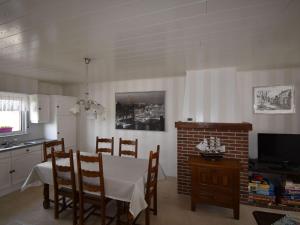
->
<box><xmin>254</xmin><ymin>85</ymin><xmax>295</xmax><ymax>114</ymax></box>
<box><xmin>115</xmin><ymin>91</ymin><xmax>165</xmax><ymax>131</ymax></box>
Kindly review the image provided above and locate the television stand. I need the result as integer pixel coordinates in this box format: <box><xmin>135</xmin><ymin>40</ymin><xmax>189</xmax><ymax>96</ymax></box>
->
<box><xmin>268</xmin><ymin>165</ymin><xmax>293</xmax><ymax>172</ymax></box>
<box><xmin>248</xmin><ymin>159</ymin><xmax>300</xmax><ymax>212</ymax></box>
<box><xmin>249</xmin><ymin>159</ymin><xmax>300</xmax><ymax>176</ymax></box>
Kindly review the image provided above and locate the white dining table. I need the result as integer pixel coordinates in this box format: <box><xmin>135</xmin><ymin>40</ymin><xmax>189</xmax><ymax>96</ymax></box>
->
<box><xmin>21</xmin><ymin>152</ymin><xmax>165</xmax><ymax>218</ymax></box>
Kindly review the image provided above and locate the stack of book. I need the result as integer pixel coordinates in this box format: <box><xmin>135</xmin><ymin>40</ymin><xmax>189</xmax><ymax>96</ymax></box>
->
<box><xmin>248</xmin><ymin>174</ymin><xmax>276</xmax><ymax>205</ymax></box>
<box><xmin>281</xmin><ymin>179</ymin><xmax>300</xmax><ymax>207</ymax></box>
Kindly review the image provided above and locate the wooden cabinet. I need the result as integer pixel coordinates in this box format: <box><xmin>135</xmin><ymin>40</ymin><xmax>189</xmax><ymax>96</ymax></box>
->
<box><xmin>0</xmin><ymin>145</ymin><xmax>42</xmax><ymax>197</ymax></box>
<box><xmin>189</xmin><ymin>156</ymin><xmax>240</xmax><ymax>219</ymax></box>
<box><xmin>44</xmin><ymin>95</ymin><xmax>77</xmax><ymax>151</ymax></box>
<box><xmin>29</xmin><ymin>94</ymin><xmax>50</xmax><ymax>123</ymax></box>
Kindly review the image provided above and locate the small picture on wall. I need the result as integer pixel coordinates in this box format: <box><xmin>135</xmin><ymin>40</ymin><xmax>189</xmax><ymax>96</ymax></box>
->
<box><xmin>115</xmin><ymin>91</ymin><xmax>165</xmax><ymax>131</ymax></box>
<box><xmin>254</xmin><ymin>85</ymin><xmax>295</xmax><ymax>114</ymax></box>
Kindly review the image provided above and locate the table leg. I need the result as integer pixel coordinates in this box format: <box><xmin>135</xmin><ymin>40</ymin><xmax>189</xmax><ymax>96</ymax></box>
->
<box><xmin>191</xmin><ymin>200</ymin><xmax>196</xmax><ymax>211</ymax></box>
<box><xmin>43</xmin><ymin>184</ymin><xmax>50</xmax><ymax>209</ymax></box>
<box><xmin>127</xmin><ymin>211</ymin><xmax>134</xmax><ymax>225</ymax></box>
<box><xmin>234</xmin><ymin>206</ymin><xmax>239</xmax><ymax>220</ymax></box>
<box><xmin>116</xmin><ymin>200</ymin><xmax>121</xmax><ymax>225</ymax></box>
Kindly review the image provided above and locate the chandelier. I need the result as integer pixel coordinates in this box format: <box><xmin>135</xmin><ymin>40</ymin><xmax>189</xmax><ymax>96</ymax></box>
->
<box><xmin>70</xmin><ymin>58</ymin><xmax>105</xmax><ymax>119</ymax></box>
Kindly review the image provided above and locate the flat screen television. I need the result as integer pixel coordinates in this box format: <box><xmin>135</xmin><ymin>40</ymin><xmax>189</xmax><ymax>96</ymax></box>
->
<box><xmin>258</xmin><ymin>133</ymin><xmax>300</xmax><ymax>165</ymax></box>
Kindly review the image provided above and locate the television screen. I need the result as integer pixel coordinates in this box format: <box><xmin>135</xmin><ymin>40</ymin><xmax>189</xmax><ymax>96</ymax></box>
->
<box><xmin>258</xmin><ymin>133</ymin><xmax>300</xmax><ymax>165</ymax></box>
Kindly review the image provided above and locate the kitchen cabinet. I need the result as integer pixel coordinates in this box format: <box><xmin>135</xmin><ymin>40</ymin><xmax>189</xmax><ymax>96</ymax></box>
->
<box><xmin>0</xmin><ymin>152</ymin><xmax>11</xmax><ymax>192</ymax></box>
<box><xmin>0</xmin><ymin>145</ymin><xmax>42</xmax><ymax>197</ymax></box>
<box><xmin>29</xmin><ymin>94</ymin><xmax>50</xmax><ymax>123</ymax></box>
<box><xmin>11</xmin><ymin>145</ymin><xmax>42</xmax><ymax>185</ymax></box>
<box><xmin>44</xmin><ymin>95</ymin><xmax>77</xmax><ymax>151</ymax></box>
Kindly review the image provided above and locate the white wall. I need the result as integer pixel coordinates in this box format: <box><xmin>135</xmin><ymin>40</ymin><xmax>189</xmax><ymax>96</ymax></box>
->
<box><xmin>185</xmin><ymin>67</ymin><xmax>300</xmax><ymax>159</ymax></box>
<box><xmin>238</xmin><ymin>68</ymin><xmax>300</xmax><ymax>158</ymax></box>
<box><xmin>0</xmin><ymin>73</ymin><xmax>38</xmax><ymax>94</ymax></box>
<box><xmin>65</xmin><ymin>77</ymin><xmax>185</xmax><ymax>177</ymax></box>
<box><xmin>183</xmin><ymin>68</ymin><xmax>241</xmax><ymax>122</ymax></box>
<box><xmin>64</xmin><ymin>67</ymin><xmax>300</xmax><ymax>177</ymax></box>
<box><xmin>38</xmin><ymin>81</ymin><xmax>63</xmax><ymax>95</ymax></box>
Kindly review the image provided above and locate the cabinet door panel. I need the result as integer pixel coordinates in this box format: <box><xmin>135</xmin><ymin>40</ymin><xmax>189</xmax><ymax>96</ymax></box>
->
<box><xmin>11</xmin><ymin>150</ymin><xmax>41</xmax><ymax>185</ymax></box>
<box><xmin>192</xmin><ymin>167</ymin><xmax>211</xmax><ymax>185</ymax></box>
<box><xmin>0</xmin><ymin>158</ymin><xmax>11</xmax><ymax>191</ymax></box>
<box><xmin>56</xmin><ymin>96</ymin><xmax>77</xmax><ymax>115</ymax></box>
<box><xmin>57</xmin><ymin>115</ymin><xmax>76</xmax><ymax>150</ymax></box>
<box><xmin>38</xmin><ymin>95</ymin><xmax>50</xmax><ymax>123</ymax></box>
<box><xmin>30</xmin><ymin>94</ymin><xmax>50</xmax><ymax>123</ymax></box>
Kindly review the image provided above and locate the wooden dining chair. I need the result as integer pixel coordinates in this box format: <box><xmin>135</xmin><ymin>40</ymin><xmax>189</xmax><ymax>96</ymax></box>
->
<box><xmin>131</xmin><ymin>145</ymin><xmax>160</xmax><ymax>225</ymax></box>
<box><xmin>43</xmin><ymin>138</ymin><xmax>65</xmax><ymax>162</ymax></box>
<box><xmin>117</xmin><ymin>146</ymin><xmax>160</xmax><ymax>225</ymax></box>
<box><xmin>76</xmin><ymin>151</ymin><xmax>114</xmax><ymax>225</ymax></box>
<box><xmin>96</xmin><ymin>136</ymin><xmax>114</xmax><ymax>156</ymax></box>
<box><xmin>42</xmin><ymin>138</ymin><xmax>66</xmax><ymax>209</ymax></box>
<box><xmin>144</xmin><ymin>145</ymin><xmax>160</xmax><ymax>225</ymax></box>
<box><xmin>51</xmin><ymin>148</ymin><xmax>77</xmax><ymax>225</ymax></box>
<box><xmin>119</xmin><ymin>138</ymin><xmax>138</xmax><ymax>158</ymax></box>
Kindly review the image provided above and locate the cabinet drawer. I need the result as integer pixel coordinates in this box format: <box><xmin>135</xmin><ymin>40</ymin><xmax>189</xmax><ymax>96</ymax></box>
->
<box><xmin>192</xmin><ymin>166</ymin><xmax>235</xmax><ymax>188</ymax></box>
<box><xmin>193</xmin><ymin>184</ymin><xmax>233</xmax><ymax>196</ymax></box>
<box><xmin>11</xmin><ymin>145</ymin><xmax>42</xmax><ymax>157</ymax></box>
<box><xmin>193</xmin><ymin>190</ymin><xmax>234</xmax><ymax>208</ymax></box>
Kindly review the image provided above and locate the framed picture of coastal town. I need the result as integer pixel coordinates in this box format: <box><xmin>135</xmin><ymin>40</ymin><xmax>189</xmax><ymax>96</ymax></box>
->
<box><xmin>253</xmin><ymin>85</ymin><xmax>295</xmax><ymax>114</ymax></box>
<box><xmin>115</xmin><ymin>91</ymin><xmax>165</xmax><ymax>131</ymax></box>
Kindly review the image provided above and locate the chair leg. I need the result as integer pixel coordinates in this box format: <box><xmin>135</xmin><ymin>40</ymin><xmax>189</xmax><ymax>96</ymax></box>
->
<box><xmin>62</xmin><ymin>196</ymin><xmax>66</xmax><ymax>208</ymax></box>
<box><xmin>101</xmin><ymin>204</ymin><xmax>106</xmax><ymax>225</ymax></box>
<box><xmin>79</xmin><ymin>199</ymin><xmax>84</xmax><ymax>225</ymax></box>
<box><xmin>72</xmin><ymin>199</ymin><xmax>77</xmax><ymax>225</ymax></box>
<box><xmin>43</xmin><ymin>184</ymin><xmax>50</xmax><ymax>209</ymax></box>
<box><xmin>54</xmin><ymin>194</ymin><xmax>59</xmax><ymax>219</ymax></box>
<box><xmin>116</xmin><ymin>201</ymin><xmax>121</xmax><ymax>225</ymax></box>
<box><xmin>145</xmin><ymin>207</ymin><xmax>150</xmax><ymax>225</ymax></box>
<box><xmin>153</xmin><ymin>188</ymin><xmax>157</xmax><ymax>215</ymax></box>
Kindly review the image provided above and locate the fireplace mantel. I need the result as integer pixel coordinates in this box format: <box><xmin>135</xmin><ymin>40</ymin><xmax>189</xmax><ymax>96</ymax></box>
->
<box><xmin>175</xmin><ymin>121</ymin><xmax>252</xmax><ymax>131</ymax></box>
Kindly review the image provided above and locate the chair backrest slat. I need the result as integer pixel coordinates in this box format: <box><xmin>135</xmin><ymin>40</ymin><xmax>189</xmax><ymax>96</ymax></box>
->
<box><xmin>83</xmin><ymin>183</ymin><xmax>101</xmax><ymax>192</ymax></box>
<box><xmin>146</xmin><ymin>145</ymin><xmax>160</xmax><ymax>202</ymax></box>
<box><xmin>57</xmin><ymin>177</ymin><xmax>72</xmax><ymax>186</ymax></box>
<box><xmin>44</xmin><ymin>138</ymin><xmax>65</xmax><ymax>162</ymax></box>
<box><xmin>96</xmin><ymin>137</ymin><xmax>114</xmax><ymax>156</ymax></box>
<box><xmin>119</xmin><ymin>138</ymin><xmax>138</xmax><ymax>158</ymax></box>
<box><xmin>56</xmin><ymin>165</ymin><xmax>72</xmax><ymax>172</ymax></box>
<box><xmin>80</xmin><ymin>154</ymin><xmax>99</xmax><ymax>162</ymax></box>
<box><xmin>81</xmin><ymin>169</ymin><xmax>100</xmax><ymax>178</ymax></box>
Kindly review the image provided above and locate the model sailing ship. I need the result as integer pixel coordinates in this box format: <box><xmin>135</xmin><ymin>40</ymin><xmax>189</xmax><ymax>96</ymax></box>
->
<box><xmin>196</xmin><ymin>137</ymin><xmax>226</xmax><ymax>159</ymax></box>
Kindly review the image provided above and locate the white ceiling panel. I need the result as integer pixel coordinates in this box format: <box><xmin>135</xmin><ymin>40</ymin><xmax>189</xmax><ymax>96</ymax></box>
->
<box><xmin>0</xmin><ymin>0</ymin><xmax>299</xmax><ymax>83</ymax></box>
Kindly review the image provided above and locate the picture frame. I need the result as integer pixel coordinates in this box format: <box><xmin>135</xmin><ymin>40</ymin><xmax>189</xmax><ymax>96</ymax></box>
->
<box><xmin>115</xmin><ymin>91</ymin><xmax>165</xmax><ymax>131</ymax></box>
<box><xmin>253</xmin><ymin>85</ymin><xmax>295</xmax><ymax>114</ymax></box>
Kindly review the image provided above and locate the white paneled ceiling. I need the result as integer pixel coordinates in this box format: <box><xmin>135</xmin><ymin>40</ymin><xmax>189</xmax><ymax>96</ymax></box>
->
<box><xmin>0</xmin><ymin>0</ymin><xmax>299</xmax><ymax>83</ymax></box>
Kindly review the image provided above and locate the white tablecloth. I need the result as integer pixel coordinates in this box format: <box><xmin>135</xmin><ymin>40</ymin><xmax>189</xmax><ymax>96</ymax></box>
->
<box><xmin>21</xmin><ymin>153</ymin><xmax>165</xmax><ymax>217</ymax></box>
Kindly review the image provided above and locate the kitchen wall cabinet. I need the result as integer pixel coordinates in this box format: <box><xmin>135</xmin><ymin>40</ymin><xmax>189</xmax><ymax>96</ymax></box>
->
<box><xmin>0</xmin><ymin>145</ymin><xmax>42</xmax><ymax>197</ymax></box>
<box><xmin>29</xmin><ymin>94</ymin><xmax>50</xmax><ymax>123</ymax></box>
<box><xmin>44</xmin><ymin>95</ymin><xmax>77</xmax><ymax>151</ymax></box>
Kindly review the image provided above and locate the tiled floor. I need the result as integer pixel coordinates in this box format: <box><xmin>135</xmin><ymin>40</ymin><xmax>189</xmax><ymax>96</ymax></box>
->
<box><xmin>0</xmin><ymin>178</ymin><xmax>299</xmax><ymax>225</ymax></box>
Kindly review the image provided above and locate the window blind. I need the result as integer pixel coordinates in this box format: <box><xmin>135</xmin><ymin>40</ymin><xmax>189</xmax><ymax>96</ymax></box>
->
<box><xmin>0</xmin><ymin>92</ymin><xmax>28</xmax><ymax>111</ymax></box>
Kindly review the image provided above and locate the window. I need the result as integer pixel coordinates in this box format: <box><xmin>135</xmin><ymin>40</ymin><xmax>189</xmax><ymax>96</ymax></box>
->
<box><xmin>0</xmin><ymin>92</ymin><xmax>28</xmax><ymax>136</ymax></box>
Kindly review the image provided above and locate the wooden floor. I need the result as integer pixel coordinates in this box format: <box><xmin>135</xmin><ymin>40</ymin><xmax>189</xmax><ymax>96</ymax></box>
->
<box><xmin>0</xmin><ymin>177</ymin><xmax>299</xmax><ymax>225</ymax></box>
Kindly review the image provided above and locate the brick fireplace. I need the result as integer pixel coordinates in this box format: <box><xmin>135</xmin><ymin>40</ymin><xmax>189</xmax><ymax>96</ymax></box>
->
<box><xmin>175</xmin><ymin>121</ymin><xmax>252</xmax><ymax>204</ymax></box>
